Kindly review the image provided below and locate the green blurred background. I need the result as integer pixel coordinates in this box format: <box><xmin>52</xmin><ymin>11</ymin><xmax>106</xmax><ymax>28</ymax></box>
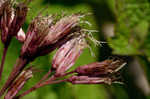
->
<box><xmin>1</xmin><ymin>0</ymin><xmax>150</xmax><ymax>99</ymax></box>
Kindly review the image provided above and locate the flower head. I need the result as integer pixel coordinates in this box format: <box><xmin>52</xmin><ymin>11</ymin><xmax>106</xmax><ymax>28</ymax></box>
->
<box><xmin>5</xmin><ymin>67</ymin><xmax>33</xmax><ymax>99</ymax></box>
<box><xmin>0</xmin><ymin>0</ymin><xmax>28</xmax><ymax>46</ymax></box>
<box><xmin>0</xmin><ymin>0</ymin><xmax>14</xmax><ymax>45</ymax></box>
<box><xmin>9</xmin><ymin>1</ymin><xmax>28</xmax><ymax>36</ymax></box>
<box><xmin>68</xmin><ymin>75</ymin><xmax>113</xmax><ymax>85</ymax></box>
<box><xmin>20</xmin><ymin>14</ymin><xmax>53</xmax><ymax>59</ymax></box>
<box><xmin>67</xmin><ymin>59</ymin><xmax>126</xmax><ymax>84</ymax></box>
<box><xmin>21</xmin><ymin>14</ymin><xmax>82</xmax><ymax>60</ymax></box>
<box><xmin>75</xmin><ymin>59</ymin><xmax>126</xmax><ymax>77</ymax></box>
<box><xmin>41</xmin><ymin>14</ymin><xmax>81</xmax><ymax>45</ymax></box>
<box><xmin>52</xmin><ymin>33</ymin><xmax>88</xmax><ymax>76</ymax></box>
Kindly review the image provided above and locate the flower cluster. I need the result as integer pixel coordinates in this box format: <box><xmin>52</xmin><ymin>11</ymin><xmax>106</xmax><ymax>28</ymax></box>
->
<box><xmin>0</xmin><ymin>0</ymin><xmax>126</xmax><ymax>99</ymax></box>
<box><xmin>68</xmin><ymin>59</ymin><xmax>126</xmax><ymax>84</ymax></box>
<box><xmin>0</xmin><ymin>0</ymin><xmax>28</xmax><ymax>46</ymax></box>
<box><xmin>21</xmin><ymin>14</ymin><xmax>81</xmax><ymax>60</ymax></box>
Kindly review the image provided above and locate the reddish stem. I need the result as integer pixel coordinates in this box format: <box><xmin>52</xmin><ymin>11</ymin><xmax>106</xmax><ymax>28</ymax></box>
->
<box><xmin>15</xmin><ymin>79</ymin><xmax>68</xmax><ymax>99</ymax></box>
<box><xmin>14</xmin><ymin>71</ymin><xmax>75</xmax><ymax>99</ymax></box>
<box><xmin>0</xmin><ymin>46</ymin><xmax>8</xmax><ymax>82</ymax></box>
<box><xmin>39</xmin><ymin>69</ymin><xmax>52</xmax><ymax>83</ymax></box>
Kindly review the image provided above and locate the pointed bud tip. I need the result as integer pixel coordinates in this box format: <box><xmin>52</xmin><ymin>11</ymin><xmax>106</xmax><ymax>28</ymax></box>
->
<box><xmin>16</xmin><ymin>28</ymin><xmax>26</xmax><ymax>42</ymax></box>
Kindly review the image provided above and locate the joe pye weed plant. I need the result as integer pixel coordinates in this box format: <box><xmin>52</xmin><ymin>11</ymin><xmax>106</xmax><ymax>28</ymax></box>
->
<box><xmin>0</xmin><ymin>0</ymin><xmax>126</xmax><ymax>99</ymax></box>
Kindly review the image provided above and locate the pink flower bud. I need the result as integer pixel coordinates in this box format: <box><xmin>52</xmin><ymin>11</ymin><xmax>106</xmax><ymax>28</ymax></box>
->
<box><xmin>52</xmin><ymin>35</ymin><xmax>87</xmax><ymax>76</ymax></box>
<box><xmin>21</xmin><ymin>14</ymin><xmax>82</xmax><ymax>60</ymax></box>
<box><xmin>21</xmin><ymin>15</ymin><xmax>53</xmax><ymax>59</ymax></box>
<box><xmin>10</xmin><ymin>2</ymin><xmax>28</xmax><ymax>36</ymax></box>
<box><xmin>75</xmin><ymin>59</ymin><xmax>126</xmax><ymax>77</ymax></box>
<box><xmin>0</xmin><ymin>1</ymin><xmax>28</xmax><ymax>46</ymax></box>
<box><xmin>42</xmin><ymin>14</ymin><xmax>81</xmax><ymax>45</ymax></box>
<box><xmin>16</xmin><ymin>28</ymin><xmax>26</xmax><ymax>42</ymax></box>
<box><xmin>68</xmin><ymin>76</ymin><xmax>112</xmax><ymax>85</ymax></box>
<box><xmin>0</xmin><ymin>1</ymin><xmax>13</xmax><ymax>45</ymax></box>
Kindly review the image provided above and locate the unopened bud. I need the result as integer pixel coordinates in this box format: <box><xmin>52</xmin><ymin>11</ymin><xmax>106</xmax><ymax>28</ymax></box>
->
<box><xmin>52</xmin><ymin>34</ymin><xmax>87</xmax><ymax>76</ymax></box>
<box><xmin>41</xmin><ymin>14</ymin><xmax>81</xmax><ymax>46</ymax></box>
<box><xmin>21</xmin><ymin>14</ymin><xmax>53</xmax><ymax>59</ymax></box>
<box><xmin>0</xmin><ymin>0</ymin><xmax>29</xmax><ymax>46</ymax></box>
<box><xmin>10</xmin><ymin>2</ymin><xmax>28</xmax><ymax>36</ymax></box>
<box><xmin>21</xmin><ymin>14</ymin><xmax>82</xmax><ymax>60</ymax></box>
<box><xmin>75</xmin><ymin>59</ymin><xmax>126</xmax><ymax>77</ymax></box>
<box><xmin>16</xmin><ymin>28</ymin><xmax>26</xmax><ymax>42</ymax></box>
<box><xmin>4</xmin><ymin>68</ymin><xmax>33</xmax><ymax>99</ymax></box>
<box><xmin>0</xmin><ymin>1</ymin><xmax>13</xmax><ymax>45</ymax></box>
<box><xmin>68</xmin><ymin>75</ymin><xmax>112</xmax><ymax>85</ymax></box>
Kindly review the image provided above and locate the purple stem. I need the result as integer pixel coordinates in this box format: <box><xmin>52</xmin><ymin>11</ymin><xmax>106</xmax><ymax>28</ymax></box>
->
<box><xmin>39</xmin><ymin>69</ymin><xmax>52</xmax><ymax>83</ymax></box>
<box><xmin>14</xmin><ymin>71</ymin><xmax>75</xmax><ymax>99</ymax></box>
<box><xmin>16</xmin><ymin>79</ymin><xmax>68</xmax><ymax>99</ymax></box>
<box><xmin>0</xmin><ymin>46</ymin><xmax>8</xmax><ymax>82</ymax></box>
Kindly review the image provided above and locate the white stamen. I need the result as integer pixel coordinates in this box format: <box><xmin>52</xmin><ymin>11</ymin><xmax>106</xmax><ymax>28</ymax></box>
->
<box><xmin>88</xmin><ymin>45</ymin><xmax>95</xmax><ymax>57</ymax></box>
<box><xmin>80</xmin><ymin>21</ymin><xmax>92</xmax><ymax>26</ymax></box>
<box><xmin>114</xmin><ymin>62</ymin><xmax>127</xmax><ymax>73</ymax></box>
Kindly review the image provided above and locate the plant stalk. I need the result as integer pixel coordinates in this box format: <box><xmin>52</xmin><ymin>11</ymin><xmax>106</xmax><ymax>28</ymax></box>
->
<box><xmin>0</xmin><ymin>46</ymin><xmax>8</xmax><ymax>82</ymax></box>
<box><xmin>14</xmin><ymin>79</ymin><xmax>68</xmax><ymax>99</ymax></box>
<box><xmin>14</xmin><ymin>71</ymin><xmax>75</xmax><ymax>99</ymax></box>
